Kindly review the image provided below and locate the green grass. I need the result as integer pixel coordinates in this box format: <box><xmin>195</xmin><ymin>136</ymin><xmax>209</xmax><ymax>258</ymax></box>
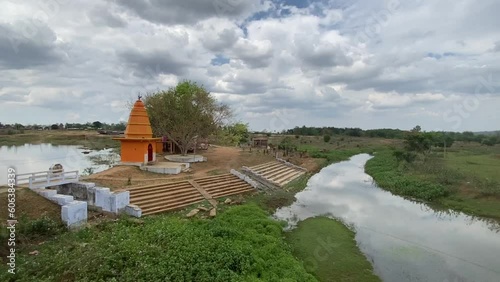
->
<box><xmin>286</xmin><ymin>217</ymin><xmax>380</xmax><ymax>282</ymax></box>
<box><xmin>365</xmin><ymin>151</ymin><xmax>448</xmax><ymax>201</ymax></box>
<box><xmin>445</xmin><ymin>152</ymin><xmax>500</xmax><ymax>182</ymax></box>
<box><xmin>0</xmin><ymin>204</ymin><xmax>316</xmax><ymax>282</ymax></box>
<box><xmin>365</xmin><ymin>149</ymin><xmax>500</xmax><ymax>220</ymax></box>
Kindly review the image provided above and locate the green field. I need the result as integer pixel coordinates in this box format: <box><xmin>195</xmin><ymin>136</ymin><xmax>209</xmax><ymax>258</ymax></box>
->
<box><xmin>365</xmin><ymin>143</ymin><xmax>500</xmax><ymax>220</ymax></box>
<box><xmin>445</xmin><ymin>152</ymin><xmax>500</xmax><ymax>182</ymax></box>
<box><xmin>286</xmin><ymin>217</ymin><xmax>380</xmax><ymax>282</ymax></box>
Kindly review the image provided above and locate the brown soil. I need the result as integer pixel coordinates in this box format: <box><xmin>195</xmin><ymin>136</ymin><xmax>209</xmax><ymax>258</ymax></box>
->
<box><xmin>0</xmin><ymin>188</ymin><xmax>61</xmax><ymax>223</ymax></box>
<box><xmin>85</xmin><ymin>146</ymin><xmax>280</xmax><ymax>189</ymax></box>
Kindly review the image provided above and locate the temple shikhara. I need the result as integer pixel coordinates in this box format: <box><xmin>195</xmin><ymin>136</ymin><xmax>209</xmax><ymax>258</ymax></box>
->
<box><xmin>114</xmin><ymin>97</ymin><xmax>161</xmax><ymax>164</ymax></box>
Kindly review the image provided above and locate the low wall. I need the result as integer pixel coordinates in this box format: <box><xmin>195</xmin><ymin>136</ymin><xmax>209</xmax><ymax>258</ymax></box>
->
<box><xmin>230</xmin><ymin>169</ymin><xmax>260</xmax><ymax>189</ymax></box>
<box><xmin>34</xmin><ymin>182</ymin><xmax>140</xmax><ymax>228</ymax></box>
<box><xmin>240</xmin><ymin>166</ymin><xmax>280</xmax><ymax>190</ymax></box>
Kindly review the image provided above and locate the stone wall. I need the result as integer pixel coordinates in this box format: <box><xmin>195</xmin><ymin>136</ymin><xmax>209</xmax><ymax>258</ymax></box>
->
<box><xmin>34</xmin><ymin>181</ymin><xmax>139</xmax><ymax>228</ymax></box>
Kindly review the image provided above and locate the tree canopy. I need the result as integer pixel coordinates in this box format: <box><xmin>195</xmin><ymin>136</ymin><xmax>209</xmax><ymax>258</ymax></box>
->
<box><xmin>144</xmin><ymin>81</ymin><xmax>231</xmax><ymax>155</ymax></box>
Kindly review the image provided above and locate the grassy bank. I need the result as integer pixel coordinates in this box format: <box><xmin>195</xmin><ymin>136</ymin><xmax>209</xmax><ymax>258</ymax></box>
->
<box><xmin>0</xmin><ymin>130</ymin><xmax>119</xmax><ymax>150</ymax></box>
<box><xmin>365</xmin><ymin>148</ymin><xmax>500</xmax><ymax>220</ymax></box>
<box><xmin>1</xmin><ymin>204</ymin><xmax>316</xmax><ymax>282</ymax></box>
<box><xmin>286</xmin><ymin>217</ymin><xmax>380</xmax><ymax>282</ymax></box>
<box><xmin>248</xmin><ymin>147</ymin><xmax>381</xmax><ymax>281</ymax></box>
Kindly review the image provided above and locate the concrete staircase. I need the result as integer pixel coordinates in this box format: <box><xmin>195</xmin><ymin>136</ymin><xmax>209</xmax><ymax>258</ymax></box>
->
<box><xmin>245</xmin><ymin>161</ymin><xmax>306</xmax><ymax>187</ymax></box>
<box><xmin>128</xmin><ymin>181</ymin><xmax>205</xmax><ymax>216</ymax></box>
<box><xmin>195</xmin><ymin>174</ymin><xmax>255</xmax><ymax>198</ymax></box>
<box><xmin>128</xmin><ymin>174</ymin><xmax>255</xmax><ymax>216</ymax></box>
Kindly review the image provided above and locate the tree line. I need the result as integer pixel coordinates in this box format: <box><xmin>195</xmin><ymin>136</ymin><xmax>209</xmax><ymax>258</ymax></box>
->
<box><xmin>0</xmin><ymin>122</ymin><xmax>126</xmax><ymax>131</ymax></box>
<box><xmin>284</xmin><ymin>126</ymin><xmax>499</xmax><ymax>146</ymax></box>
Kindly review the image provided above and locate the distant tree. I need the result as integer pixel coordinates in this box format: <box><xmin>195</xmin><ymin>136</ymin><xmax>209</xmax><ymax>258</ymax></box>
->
<box><xmin>411</xmin><ymin>125</ymin><xmax>422</xmax><ymax>132</ymax></box>
<box><xmin>50</xmin><ymin>124</ymin><xmax>59</xmax><ymax>130</ymax></box>
<box><xmin>92</xmin><ymin>121</ymin><xmax>102</xmax><ymax>129</ymax></box>
<box><xmin>144</xmin><ymin>81</ymin><xmax>232</xmax><ymax>155</ymax></box>
<box><xmin>278</xmin><ymin>136</ymin><xmax>297</xmax><ymax>156</ymax></box>
<box><xmin>482</xmin><ymin>136</ymin><xmax>497</xmax><ymax>146</ymax></box>
<box><xmin>323</xmin><ymin>134</ymin><xmax>331</xmax><ymax>143</ymax></box>
<box><xmin>403</xmin><ymin>131</ymin><xmax>433</xmax><ymax>161</ymax></box>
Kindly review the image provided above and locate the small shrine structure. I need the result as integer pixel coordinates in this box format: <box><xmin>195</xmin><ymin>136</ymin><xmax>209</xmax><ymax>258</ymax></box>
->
<box><xmin>114</xmin><ymin>97</ymin><xmax>161</xmax><ymax>165</ymax></box>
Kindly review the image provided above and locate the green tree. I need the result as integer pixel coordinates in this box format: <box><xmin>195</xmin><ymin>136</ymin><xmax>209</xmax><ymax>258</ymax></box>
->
<box><xmin>403</xmin><ymin>129</ymin><xmax>433</xmax><ymax>161</ymax></box>
<box><xmin>323</xmin><ymin>134</ymin><xmax>331</xmax><ymax>143</ymax></box>
<box><xmin>217</xmin><ymin>122</ymin><xmax>249</xmax><ymax>146</ymax></box>
<box><xmin>92</xmin><ymin>121</ymin><xmax>103</xmax><ymax>129</ymax></box>
<box><xmin>144</xmin><ymin>81</ymin><xmax>232</xmax><ymax>155</ymax></box>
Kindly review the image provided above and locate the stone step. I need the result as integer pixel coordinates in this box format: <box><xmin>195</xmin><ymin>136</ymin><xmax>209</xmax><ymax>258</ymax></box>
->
<box><xmin>193</xmin><ymin>173</ymin><xmax>233</xmax><ymax>181</ymax></box>
<box><xmin>251</xmin><ymin>162</ymin><xmax>283</xmax><ymax>173</ymax></box>
<box><xmin>134</xmin><ymin>193</ymin><xmax>204</xmax><ymax>211</ymax></box>
<box><xmin>127</xmin><ymin>180</ymin><xmax>188</xmax><ymax>191</ymax></box>
<box><xmin>272</xmin><ymin>170</ymin><xmax>304</xmax><ymax>185</ymax></box>
<box><xmin>250</xmin><ymin>161</ymin><xmax>279</xmax><ymax>170</ymax></box>
<box><xmin>260</xmin><ymin>166</ymin><xmax>298</xmax><ymax>179</ymax></box>
<box><xmin>210</xmin><ymin>187</ymin><xmax>254</xmax><ymax>198</ymax></box>
<box><xmin>195</xmin><ymin>178</ymin><xmax>245</xmax><ymax>189</ymax></box>
<box><xmin>142</xmin><ymin>198</ymin><xmax>206</xmax><ymax>215</ymax></box>
<box><xmin>131</xmin><ymin>189</ymin><xmax>201</xmax><ymax>207</ymax></box>
<box><xmin>129</xmin><ymin>183</ymin><xmax>194</xmax><ymax>197</ymax></box>
<box><xmin>194</xmin><ymin>174</ymin><xmax>235</xmax><ymax>184</ymax></box>
<box><xmin>130</xmin><ymin>188</ymin><xmax>198</xmax><ymax>204</ymax></box>
<box><xmin>204</xmin><ymin>183</ymin><xmax>253</xmax><ymax>195</ymax></box>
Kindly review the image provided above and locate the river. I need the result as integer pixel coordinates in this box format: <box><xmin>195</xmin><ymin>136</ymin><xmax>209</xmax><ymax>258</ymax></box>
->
<box><xmin>0</xmin><ymin>144</ymin><xmax>119</xmax><ymax>185</ymax></box>
<box><xmin>274</xmin><ymin>154</ymin><xmax>500</xmax><ymax>282</ymax></box>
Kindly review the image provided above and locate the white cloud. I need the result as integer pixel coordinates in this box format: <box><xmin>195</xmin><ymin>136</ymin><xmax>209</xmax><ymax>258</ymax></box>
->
<box><xmin>0</xmin><ymin>0</ymin><xmax>499</xmax><ymax>131</ymax></box>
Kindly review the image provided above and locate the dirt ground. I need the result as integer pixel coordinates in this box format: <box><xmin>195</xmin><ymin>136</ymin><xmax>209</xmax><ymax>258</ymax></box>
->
<box><xmin>84</xmin><ymin>146</ymin><xmax>312</xmax><ymax>189</ymax></box>
<box><xmin>0</xmin><ymin>188</ymin><xmax>61</xmax><ymax>222</ymax></box>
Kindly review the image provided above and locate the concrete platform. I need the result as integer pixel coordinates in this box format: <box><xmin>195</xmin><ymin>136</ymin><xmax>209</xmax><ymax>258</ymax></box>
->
<box><xmin>140</xmin><ymin>161</ymin><xmax>190</xmax><ymax>175</ymax></box>
<box><xmin>165</xmin><ymin>154</ymin><xmax>206</xmax><ymax>163</ymax></box>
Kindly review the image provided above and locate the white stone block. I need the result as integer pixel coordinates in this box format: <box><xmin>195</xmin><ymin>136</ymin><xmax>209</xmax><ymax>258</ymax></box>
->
<box><xmin>39</xmin><ymin>189</ymin><xmax>57</xmax><ymax>199</ymax></box>
<box><xmin>50</xmin><ymin>194</ymin><xmax>75</xmax><ymax>206</ymax></box>
<box><xmin>109</xmin><ymin>190</ymin><xmax>130</xmax><ymax>213</ymax></box>
<box><xmin>124</xmin><ymin>204</ymin><xmax>142</xmax><ymax>218</ymax></box>
<box><xmin>61</xmin><ymin>201</ymin><xmax>87</xmax><ymax>228</ymax></box>
<box><xmin>94</xmin><ymin>187</ymin><xmax>111</xmax><ymax>210</ymax></box>
<box><xmin>75</xmin><ymin>182</ymin><xmax>95</xmax><ymax>189</ymax></box>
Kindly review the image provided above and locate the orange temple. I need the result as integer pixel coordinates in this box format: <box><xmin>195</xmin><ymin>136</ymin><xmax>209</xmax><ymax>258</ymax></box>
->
<box><xmin>114</xmin><ymin>98</ymin><xmax>161</xmax><ymax>164</ymax></box>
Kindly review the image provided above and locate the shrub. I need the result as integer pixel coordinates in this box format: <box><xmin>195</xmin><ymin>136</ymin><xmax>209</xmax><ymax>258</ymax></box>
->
<box><xmin>323</xmin><ymin>135</ymin><xmax>331</xmax><ymax>143</ymax></box>
<box><xmin>1</xmin><ymin>205</ymin><xmax>316</xmax><ymax>282</ymax></box>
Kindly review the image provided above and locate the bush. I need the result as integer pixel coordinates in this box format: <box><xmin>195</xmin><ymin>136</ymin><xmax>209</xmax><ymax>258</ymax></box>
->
<box><xmin>1</xmin><ymin>205</ymin><xmax>316</xmax><ymax>282</ymax></box>
<box><xmin>17</xmin><ymin>215</ymin><xmax>65</xmax><ymax>239</ymax></box>
<box><xmin>366</xmin><ymin>151</ymin><xmax>448</xmax><ymax>201</ymax></box>
<box><xmin>323</xmin><ymin>135</ymin><xmax>331</xmax><ymax>143</ymax></box>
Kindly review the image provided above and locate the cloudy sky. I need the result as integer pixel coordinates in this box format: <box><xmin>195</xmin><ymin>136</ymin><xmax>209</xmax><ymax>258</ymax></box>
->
<box><xmin>0</xmin><ymin>0</ymin><xmax>499</xmax><ymax>132</ymax></box>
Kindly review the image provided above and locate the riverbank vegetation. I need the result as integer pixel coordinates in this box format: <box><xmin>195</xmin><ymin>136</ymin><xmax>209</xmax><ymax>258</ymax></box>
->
<box><xmin>365</xmin><ymin>127</ymin><xmax>500</xmax><ymax>220</ymax></box>
<box><xmin>1</xmin><ymin>205</ymin><xmax>317</xmax><ymax>281</ymax></box>
<box><xmin>286</xmin><ymin>217</ymin><xmax>380</xmax><ymax>282</ymax></box>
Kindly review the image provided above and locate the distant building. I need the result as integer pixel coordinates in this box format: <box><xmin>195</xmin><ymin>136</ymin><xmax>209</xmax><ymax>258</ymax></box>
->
<box><xmin>251</xmin><ymin>135</ymin><xmax>268</xmax><ymax>147</ymax></box>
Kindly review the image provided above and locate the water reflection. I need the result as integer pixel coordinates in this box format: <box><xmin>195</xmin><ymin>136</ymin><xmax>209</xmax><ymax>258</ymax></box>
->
<box><xmin>275</xmin><ymin>154</ymin><xmax>500</xmax><ymax>282</ymax></box>
<box><xmin>0</xmin><ymin>144</ymin><xmax>119</xmax><ymax>184</ymax></box>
